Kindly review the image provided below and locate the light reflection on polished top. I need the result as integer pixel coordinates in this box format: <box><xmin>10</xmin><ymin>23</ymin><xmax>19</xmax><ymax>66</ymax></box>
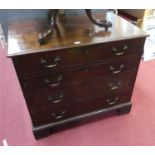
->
<box><xmin>8</xmin><ymin>13</ymin><xmax>148</xmax><ymax>57</ymax></box>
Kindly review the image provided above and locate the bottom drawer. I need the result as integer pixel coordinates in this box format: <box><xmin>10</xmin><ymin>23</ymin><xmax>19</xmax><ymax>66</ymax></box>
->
<box><xmin>31</xmin><ymin>90</ymin><xmax>132</xmax><ymax>126</ymax></box>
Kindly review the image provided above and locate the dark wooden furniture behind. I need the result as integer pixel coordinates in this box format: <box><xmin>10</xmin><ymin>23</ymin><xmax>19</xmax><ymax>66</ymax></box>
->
<box><xmin>8</xmin><ymin>13</ymin><xmax>148</xmax><ymax>139</ymax></box>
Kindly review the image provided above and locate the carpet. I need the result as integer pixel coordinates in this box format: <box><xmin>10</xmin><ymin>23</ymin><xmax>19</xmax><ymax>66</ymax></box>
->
<box><xmin>0</xmin><ymin>43</ymin><xmax>155</xmax><ymax>146</ymax></box>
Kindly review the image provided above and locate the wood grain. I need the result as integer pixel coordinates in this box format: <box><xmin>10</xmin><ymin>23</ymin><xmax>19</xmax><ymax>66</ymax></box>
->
<box><xmin>8</xmin><ymin>13</ymin><xmax>147</xmax><ymax>138</ymax></box>
<box><xmin>8</xmin><ymin>13</ymin><xmax>148</xmax><ymax>57</ymax></box>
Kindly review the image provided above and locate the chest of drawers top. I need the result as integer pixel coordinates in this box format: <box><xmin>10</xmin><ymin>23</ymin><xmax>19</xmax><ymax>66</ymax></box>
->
<box><xmin>7</xmin><ymin>13</ymin><xmax>147</xmax><ymax>57</ymax></box>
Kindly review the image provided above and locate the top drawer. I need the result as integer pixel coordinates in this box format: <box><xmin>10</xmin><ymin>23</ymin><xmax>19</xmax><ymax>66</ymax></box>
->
<box><xmin>13</xmin><ymin>38</ymin><xmax>144</xmax><ymax>76</ymax></box>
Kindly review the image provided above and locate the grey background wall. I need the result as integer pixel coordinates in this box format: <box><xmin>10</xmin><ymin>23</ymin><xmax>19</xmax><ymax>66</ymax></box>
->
<box><xmin>0</xmin><ymin>9</ymin><xmax>105</xmax><ymax>40</ymax></box>
<box><xmin>0</xmin><ymin>9</ymin><xmax>48</xmax><ymax>39</ymax></box>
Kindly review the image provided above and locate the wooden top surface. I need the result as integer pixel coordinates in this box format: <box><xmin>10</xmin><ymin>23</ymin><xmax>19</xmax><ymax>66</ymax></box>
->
<box><xmin>8</xmin><ymin>13</ymin><xmax>148</xmax><ymax>57</ymax></box>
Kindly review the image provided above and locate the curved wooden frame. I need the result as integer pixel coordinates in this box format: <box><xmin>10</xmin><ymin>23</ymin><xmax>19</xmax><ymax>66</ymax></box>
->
<box><xmin>85</xmin><ymin>9</ymin><xmax>112</xmax><ymax>30</ymax></box>
<box><xmin>38</xmin><ymin>9</ymin><xmax>112</xmax><ymax>45</ymax></box>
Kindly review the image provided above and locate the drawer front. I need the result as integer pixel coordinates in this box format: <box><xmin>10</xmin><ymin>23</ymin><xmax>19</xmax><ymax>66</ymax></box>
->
<box><xmin>31</xmin><ymin>90</ymin><xmax>132</xmax><ymax>126</ymax></box>
<box><xmin>25</xmin><ymin>73</ymin><xmax>136</xmax><ymax>108</ymax></box>
<box><xmin>13</xmin><ymin>38</ymin><xmax>144</xmax><ymax>76</ymax></box>
<box><xmin>21</xmin><ymin>56</ymin><xmax>140</xmax><ymax>92</ymax></box>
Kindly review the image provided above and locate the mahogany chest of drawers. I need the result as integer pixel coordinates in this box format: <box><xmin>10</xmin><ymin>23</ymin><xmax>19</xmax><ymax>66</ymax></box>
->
<box><xmin>8</xmin><ymin>13</ymin><xmax>148</xmax><ymax>139</ymax></box>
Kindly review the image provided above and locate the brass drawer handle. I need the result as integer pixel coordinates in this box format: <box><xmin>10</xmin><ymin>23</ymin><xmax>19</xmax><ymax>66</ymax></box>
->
<box><xmin>106</xmin><ymin>96</ymin><xmax>119</xmax><ymax>105</ymax></box>
<box><xmin>40</xmin><ymin>56</ymin><xmax>60</xmax><ymax>68</ymax></box>
<box><xmin>109</xmin><ymin>64</ymin><xmax>124</xmax><ymax>74</ymax></box>
<box><xmin>108</xmin><ymin>81</ymin><xmax>121</xmax><ymax>90</ymax></box>
<box><xmin>110</xmin><ymin>86</ymin><xmax>119</xmax><ymax>90</ymax></box>
<box><xmin>44</xmin><ymin>75</ymin><xmax>63</xmax><ymax>87</ymax></box>
<box><xmin>51</xmin><ymin>110</ymin><xmax>66</xmax><ymax>120</ymax></box>
<box><xmin>112</xmin><ymin>45</ymin><xmax>128</xmax><ymax>56</ymax></box>
<box><xmin>48</xmin><ymin>94</ymin><xmax>64</xmax><ymax>104</ymax></box>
